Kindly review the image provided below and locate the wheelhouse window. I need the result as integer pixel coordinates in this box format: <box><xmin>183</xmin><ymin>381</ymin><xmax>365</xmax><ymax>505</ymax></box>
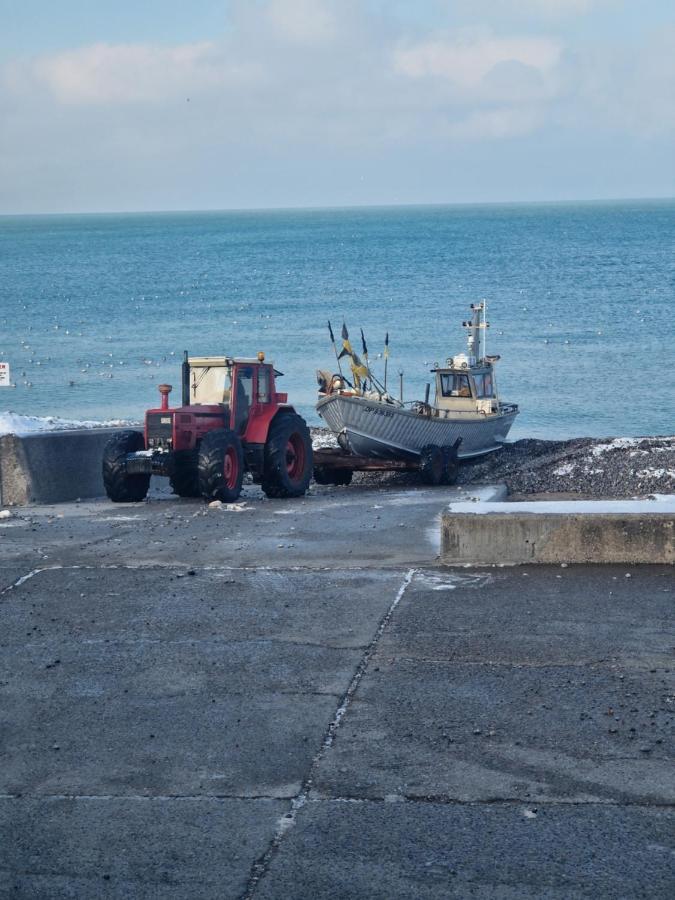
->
<box><xmin>473</xmin><ymin>372</ymin><xmax>494</xmax><ymax>398</ymax></box>
<box><xmin>440</xmin><ymin>373</ymin><xmax>472</xmax><ymax>398</ymax></box>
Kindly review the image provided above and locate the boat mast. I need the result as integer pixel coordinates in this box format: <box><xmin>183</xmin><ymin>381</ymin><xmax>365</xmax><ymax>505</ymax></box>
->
<box><xmin>463</xmin><ymin>301</ymin><xmax>488</xmax><ymax>365</ymax></box>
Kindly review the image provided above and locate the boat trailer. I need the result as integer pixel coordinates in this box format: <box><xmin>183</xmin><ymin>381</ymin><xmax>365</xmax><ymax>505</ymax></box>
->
<box><xmin>313</xmin><ymin>438</ymin><xmax>461</xmax><ymax>487</ymax></box>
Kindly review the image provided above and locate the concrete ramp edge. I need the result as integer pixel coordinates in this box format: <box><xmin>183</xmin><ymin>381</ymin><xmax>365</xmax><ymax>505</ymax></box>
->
<box><xmin>441</xmin><ymin>510</ymin><xmax>674</xmax><ymax>565</ymax></box>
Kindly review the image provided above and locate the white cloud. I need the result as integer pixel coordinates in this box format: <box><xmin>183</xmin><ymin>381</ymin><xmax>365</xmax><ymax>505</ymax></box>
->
<box><xmin>263</xmin><ymin>0</ymin><xmax>338</xmax><ymax>43</ymax></box>
<box><xmin>570</xmin><ymin>25</ymin><xmax>675</xmax><ymax>137</ymax></box>
<box><xmin>393</xmin><ymin>35</ymin><xmax>561</xmax><ymax>87</ymax></box>
<box><xmin>502</xmin><ymin>0</ymin><xmax>597</xmax><ymax>12</ymax></box>
<box><xmin>452</xmin><ymin>0</ymin><xmax>614</xmax><ymax>19</ymax></box>
<box><xmin>27</xmin><ymin>41</ymin><xmax>261</xmax><ymax>105</ymax></box>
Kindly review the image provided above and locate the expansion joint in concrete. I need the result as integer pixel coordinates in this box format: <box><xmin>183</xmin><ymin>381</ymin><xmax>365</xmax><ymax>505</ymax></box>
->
<box><xmin>240</xmin><ymin>567</ymin><xmax>416</xmax><ymax>900</ymax></box>
<box><xmin>0</xmin><ymin>566</ymin><xmax>48</xmax><ymax>597</ymax></box>
<box><xmin>308</xmin><ymin>794</ymin><xmax>675</xmax><ymax>809</ymax></box>
<box><xmin>0</xmin><ymin>793</ymin><xmax>284</xmax><ymax>802</ymax></box>
<box><xmin>387</xmin><ymin>655</ymin><xmax>626</xmax><ymax>670</ymax></box>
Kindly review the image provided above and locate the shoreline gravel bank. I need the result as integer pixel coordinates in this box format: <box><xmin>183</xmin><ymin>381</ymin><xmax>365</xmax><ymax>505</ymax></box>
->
<box><xmin>311</xmin><ymin>429</ymin><xmax>675</xmax><ymax>499</ymax></box>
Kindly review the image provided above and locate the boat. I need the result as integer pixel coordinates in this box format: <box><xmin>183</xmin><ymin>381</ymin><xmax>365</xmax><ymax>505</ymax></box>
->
<box><xmin>316</xmin><ymin>302</ymin><xmax>518</xmax><ymax>461</ymax></box>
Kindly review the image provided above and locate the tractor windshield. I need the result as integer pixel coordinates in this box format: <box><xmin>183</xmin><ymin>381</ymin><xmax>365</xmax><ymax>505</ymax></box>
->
<box><xmin>189</xmin><ymin>363</ymin><xmax>232</xmax><ymax>405</ymax></box>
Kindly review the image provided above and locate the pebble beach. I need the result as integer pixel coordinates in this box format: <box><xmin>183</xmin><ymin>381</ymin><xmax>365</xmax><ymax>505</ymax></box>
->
<box><xmin>311</xmin><ymin>428</ymin><xmax>675</xmax><ymax>499</ymax></box>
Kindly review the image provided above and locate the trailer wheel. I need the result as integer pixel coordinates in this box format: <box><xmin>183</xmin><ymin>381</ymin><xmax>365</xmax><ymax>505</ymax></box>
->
<box><xmin>169</xmin><ymin>449</ymin><xmax>200</xmax><ymax>497</ymax></box>
<box><xmin>102</xmin><ymin>430</ymin><xmax>150</xmax><ymax>503</ymax></box>
<box><xmin>262</xmin><ymin>413</ymin><xmax>313</xmax><ymax>499</ymax></box>
<box><xmin>419</xmin><ymin>444</ymin><xmax>444</xmax><ymax>486</ymax></box>
<box><xmin>313</xmin><ymin>466</ymin><xmax>353</xmax><ymax>486</ymax></box>
<box><xmin>337</xmin><ymin>432</ymin><xmax>351</xmax><ymax>453</ymax></box>
<box><xmin>198</xmin><ymin>429</ymin><xmax>244</xmax><ymax>502</ymax></box>
<box><xmin>441</xmin><ymin>446</ymin><xmax>460</xmax><ymax>485</ymax></box>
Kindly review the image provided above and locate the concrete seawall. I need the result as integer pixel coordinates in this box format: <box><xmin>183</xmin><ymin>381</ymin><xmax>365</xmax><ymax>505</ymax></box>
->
<box><xmin>0</xmin><ymin>428</ymin><xmax>122</xmax><ymax>506</ymax></box>
<box><xmin>441</xmin><ymin>503</ymin><xmax>675</xmax><ymax>565</ymax></box>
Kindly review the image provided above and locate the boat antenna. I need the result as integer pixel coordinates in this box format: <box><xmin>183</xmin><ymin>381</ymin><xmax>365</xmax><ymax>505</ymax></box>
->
<box><xmin>327</xmin><ymin>320</ymin><xmax>346</xmax><ymax>380</ymax></box>
<box><xmin>383</xmin><ymin>332</ymin><xmax>389</xmax><ymax>392</ymax></box>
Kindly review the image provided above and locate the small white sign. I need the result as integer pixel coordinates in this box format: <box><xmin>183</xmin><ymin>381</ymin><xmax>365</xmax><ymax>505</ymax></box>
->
<box><xmin>0</xmin><ymin>362</ymin><xmax>10</xmax><ymax>387</ymax></box>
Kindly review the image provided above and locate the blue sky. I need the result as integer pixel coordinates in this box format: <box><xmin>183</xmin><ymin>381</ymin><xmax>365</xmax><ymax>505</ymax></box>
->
<box><xmin>1</xmin><ymin>0</ymin><xmax>673</xmax><ymax>213</ymax></box>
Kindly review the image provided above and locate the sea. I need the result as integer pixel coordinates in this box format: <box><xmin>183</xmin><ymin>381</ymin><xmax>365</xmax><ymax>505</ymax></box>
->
<box><xmin>1</xmin><ymin>200</ymin><xmax>673</xmax><ymax>439</ymax></box>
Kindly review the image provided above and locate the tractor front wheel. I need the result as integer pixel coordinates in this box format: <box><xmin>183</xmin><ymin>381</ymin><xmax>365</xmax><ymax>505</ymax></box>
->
<box><xmin>198</xmin><ymin>429</ymin><xmax>244</xmax><ymax>502</ymax></box>
<box><xmin>169</xmin><ymin>449</ymin><xmax>200</xmax><ymax>497</ymax></box>
<box><xmin>102</xmin><ymin>430</ymin><xmax>150</xmax><ymax>502</ymax></box>
<box><xmin>262</xmin><ymin>414</ymin><xmax>313</xmax><ymax>499</ymax></box>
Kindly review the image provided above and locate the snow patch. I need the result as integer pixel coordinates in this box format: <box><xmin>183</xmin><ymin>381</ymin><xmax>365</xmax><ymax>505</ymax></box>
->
<box><xmin>415</xmin><ymin>571</ymin><xmax>493</xmax><ymax>591</ymax></box>
<box><xmin>589</xmin><ymin>437</ymin><xmax>672</xmax><ymax>457</ymax></box>
<box><xmin>447</xmin><ymin>494</ymin><xmax>675</xmax><ymax>515</ymax></box>
<box><xmin>552</xmin><ymin>462</ymin><xmax>576</xmax><ymax>476</ymax></box>
<box><xmin>208</xmin><ymin>500</ymin><xmax>251</xmax><ymax>512</ymax></box>
<box><xmin>590</xmin><ymin>437</ymin><xmax>641</xmax><ymax>456</ymax></box>
<box><xmin>311</xmin><ymin>431</ymin><xmax>339</xmax><ymax>450</ymax></box>
<box><xmin>0</xmin><ymin>410</ymin><xmax>136</xmax><ymax>436</ymax></box>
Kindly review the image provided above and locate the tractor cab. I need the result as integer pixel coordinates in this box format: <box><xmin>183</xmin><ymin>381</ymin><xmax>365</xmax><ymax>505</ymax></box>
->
<box><xmin>181</xmin><ymin>353</ymin><xmax>288</xmax><ymax>439</ymax></box>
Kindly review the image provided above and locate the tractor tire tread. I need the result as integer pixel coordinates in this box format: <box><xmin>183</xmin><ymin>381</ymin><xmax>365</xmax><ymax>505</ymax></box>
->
<box><xmin>102</xmin><ymin>430</ymin><xmax>150</xmax><ymax>503</ymax></box>
<box><xmin>197</xmin><ymin>429</ymin><xmax>244</xmax><ymax>502</ymax></box>
<box><xmin>261</xmin><ymin>413</ymin><xmax>313</xmax><ymax>499</ymax></box>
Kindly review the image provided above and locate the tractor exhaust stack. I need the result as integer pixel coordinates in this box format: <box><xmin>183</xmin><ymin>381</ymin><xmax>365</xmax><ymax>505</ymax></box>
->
<box><xmin>182</xmin><ymin>350</ymin><xmax>190</xmax><ymax>406</ymax></box>
<box><xmin>158</xmin><ymin>384</ymin><xmax>172</xmax><ymax>410</ymax></box>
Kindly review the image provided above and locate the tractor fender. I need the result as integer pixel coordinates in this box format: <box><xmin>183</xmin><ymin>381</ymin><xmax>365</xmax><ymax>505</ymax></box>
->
<box><xmin>242</xmin><ymin>403</ymin><xmax>297</xmax><ymax>444</ymax></box>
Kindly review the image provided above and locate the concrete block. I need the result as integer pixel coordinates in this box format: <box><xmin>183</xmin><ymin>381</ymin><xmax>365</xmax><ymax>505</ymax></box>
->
<box><xmin>441</xmin><ymin>510</ymin><xmax>674</xmax><ymax>564</ymax></box>
<box><xmin>0</xmin><ymin>428</ymin><xmax>124</xmax><ymax>506</ymax></box>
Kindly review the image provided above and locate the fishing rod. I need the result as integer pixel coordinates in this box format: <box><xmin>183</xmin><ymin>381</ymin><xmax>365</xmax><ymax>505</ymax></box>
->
<box><xmin>359</xmin><ymin>327</ymin><xmax>389</xmax><ymax>395</ymax></box>
<box><xmin>360</xmin><ymin>328</ymin><xmax>370</xmax><ymax>391</ymax></box>
<box><xmin>327</xmin><ymin>320</ymin><xmax>346</xmax><ymax>380</ymax></box>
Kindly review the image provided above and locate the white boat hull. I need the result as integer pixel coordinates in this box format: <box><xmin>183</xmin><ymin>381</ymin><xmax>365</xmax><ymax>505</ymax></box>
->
<box><xmin>317</xmin><ymin>394</ymin><xmax>518</xmax><ymax>459</ymax></box>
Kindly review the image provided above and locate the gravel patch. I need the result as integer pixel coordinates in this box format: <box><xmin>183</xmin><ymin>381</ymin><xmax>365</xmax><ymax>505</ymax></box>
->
<box><xmin>311</xmin><ymin>429</ymin><xmax>675</xmax><ymax>499</ymax></box>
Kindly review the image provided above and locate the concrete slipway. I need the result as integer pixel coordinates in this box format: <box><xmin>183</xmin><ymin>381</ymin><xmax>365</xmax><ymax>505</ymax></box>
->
<box><xmin>0</xmin><ymin>475</ymin><xmax>673</xmax><ymax>899</ymax></box>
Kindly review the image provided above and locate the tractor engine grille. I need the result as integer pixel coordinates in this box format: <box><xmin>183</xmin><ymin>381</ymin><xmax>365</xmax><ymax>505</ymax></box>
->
<box><xmin>146</xmin><ymin>412</ymin><xmax>173</xmax><ymax>449</ymax></box>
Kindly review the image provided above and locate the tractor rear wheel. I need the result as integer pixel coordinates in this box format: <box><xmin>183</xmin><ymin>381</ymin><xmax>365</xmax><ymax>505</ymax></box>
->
<box><xmin>419</xmin><ymin>444</ymin><xmax>444</xmax><ymax>486</ymax></box>
<box><xmin>262</xmin><ymin>413</ymin><xmax>313</xmax><ymax>499</ymax></box>
<box><xmin>198</xmin><ymin>429</ymin><xmax>244</xmax><ymax>502</ymax></box>
<box><xmin>169</xmin><ymin>449</ymin><xmax>200</xmax><ymax>497</ymax></box>
<box><xmin>102</xmin><ymin>430</ymin><xmax>150</xmax><ymax>502</ymax></box>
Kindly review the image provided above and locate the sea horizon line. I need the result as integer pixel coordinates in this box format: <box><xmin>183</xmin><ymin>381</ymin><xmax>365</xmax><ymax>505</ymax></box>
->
<box><xmin>1</xmin><ymin>195</ymin><xmax>674</xmax><ymax>220</ymax></box>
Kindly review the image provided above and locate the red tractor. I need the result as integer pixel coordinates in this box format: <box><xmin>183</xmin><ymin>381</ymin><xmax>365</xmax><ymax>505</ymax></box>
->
<box><xmin>102</xmin><ymin>352</ymin><xmax>313</xmax><ymax>503</ymax></box>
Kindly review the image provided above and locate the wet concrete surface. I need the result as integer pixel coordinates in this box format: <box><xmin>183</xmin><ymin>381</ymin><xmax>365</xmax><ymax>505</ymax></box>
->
<box><xmin>0</xmin><ymin>483</ymin><xmax>673</xmax><ymax>898</ymax></box>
